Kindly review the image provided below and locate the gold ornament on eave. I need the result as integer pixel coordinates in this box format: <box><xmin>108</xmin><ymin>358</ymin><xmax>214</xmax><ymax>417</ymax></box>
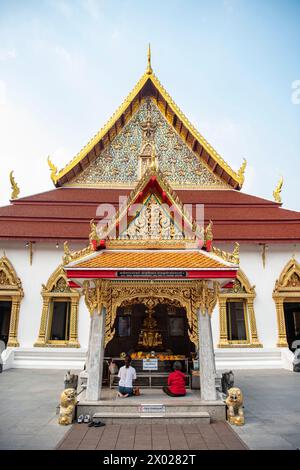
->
<box><xmin>9</xmin><ymin>171</ymin><xmax>20</xmax><ymax>200</ymax></box>
<box><xmin>237</xmin><ymin>158</ymin><xmax>247</xmax><ymax>185</ymax></box>
<box><xmin>273</xmin><ymin>176</ymin><xmax>283</xmax><ymax>203</ymax></box>
<box><xmin>47</xmin><ymin>155</ymin><xmax>58</xmax><ymax>184</ymax></box>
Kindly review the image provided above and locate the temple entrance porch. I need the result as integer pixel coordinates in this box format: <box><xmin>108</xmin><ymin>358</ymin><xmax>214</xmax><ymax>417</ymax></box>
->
<box><xmin>77</xmin><ymin>388</ymin><xmax>226</xmax><ymax>423</ymax></box>
<box><xmin>75</xmin><ymin>279</ymin><xmax>227</xmax><ymax>421</ymax></box>
<box><xmin>104</xmin><ymin>299</ymin><xmax>196</xmax><ymax>390</ymax></box>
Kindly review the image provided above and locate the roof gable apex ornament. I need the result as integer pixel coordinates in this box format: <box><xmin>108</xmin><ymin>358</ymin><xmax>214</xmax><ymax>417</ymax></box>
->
<box><xmin>9</xmin><ymin>171</ymin><xmax>20</xmax><ymax>200</ymax></box>
<box><xmin>146</xmin><ymin>43</ymin><xmax>153</xmax><ymax>75</ymax></box>
<box><xmin>273</xmin><ymin>176</ymin><xmax>283</xmax><ymax>203</ymax></box>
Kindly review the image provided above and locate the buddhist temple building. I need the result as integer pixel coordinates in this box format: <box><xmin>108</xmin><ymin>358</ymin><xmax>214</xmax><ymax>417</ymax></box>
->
<box><xmin>0</xmin><ymin>49</ymin><xmax>300</xmax><ymax>379</ymax></box>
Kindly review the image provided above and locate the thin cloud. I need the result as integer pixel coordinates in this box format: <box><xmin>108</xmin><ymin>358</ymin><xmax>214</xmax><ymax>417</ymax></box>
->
<box><xmin>49</xmin><ymin>0</ymin><xmax>74</xmax><ymax>19</ymax></box>
<box><xmin>54</xmin><ymin>45</ymin><xmax>72</xmax><ymax>64</ymax></box>
<box><xmin>80</xmin><ymin>0</ymin><xmax>102</xmax><ymax>20</ymax></box>
<box><xmin>0</xmin><ymin>48</ymin><xmax>16</xmax><ymax>61</ymax></box>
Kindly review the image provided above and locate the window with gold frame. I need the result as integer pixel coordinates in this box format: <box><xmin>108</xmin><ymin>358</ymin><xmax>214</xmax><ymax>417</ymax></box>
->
<box><xmin>218</xmin><ymin>269</ymin><xmax>262</xmax><ymax>348</ymax></box>
<box><xmin>0</xmin><ymin>256</ymin><xmax>23</xmax><ymax>347</ymax></box>
<box><xmin>34</xmin><ymin>265</ymin><xmax>80</xmax><ymax>348</ymax></box>
<box><xmin>47</xmin><ymin>298</ymin><xmax>71</xmax><ymax>343</ymax></box>
<box><xmin>226</xmin><ymin>299</ymin><xmax>249</xmax><ymax>343</ymax></box>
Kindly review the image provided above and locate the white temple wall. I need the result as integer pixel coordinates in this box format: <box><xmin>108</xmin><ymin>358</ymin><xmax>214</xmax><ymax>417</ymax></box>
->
<box><xmin>211</xmin><ymin>243</ymin><xmax>300</xmax><ymax>349</ymax></box>
<box><xmin>1</xmin><ymin>240</ymin><xmax>299</xmax><ymax>369</ymax></box>
<box><xmin>0</xmin><ymin>241</ymin><xmax>90</xmax><ymax>349</ymax></box>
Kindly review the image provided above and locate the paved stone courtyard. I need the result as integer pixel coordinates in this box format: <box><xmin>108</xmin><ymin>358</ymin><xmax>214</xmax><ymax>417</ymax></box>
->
<box><xmin>0</xmin><ymin>369</ymin><xmax>69</xmax><ymax>450</ymax></box>
<box><xmin>0</xmin><ymin>368</ymin><xmax>299</xmax><ymax>450</ymax></box>
<box><xmin>57</xmin><ymin>422</ymin><xmax>246</xmax><ymax>450</ymax></box>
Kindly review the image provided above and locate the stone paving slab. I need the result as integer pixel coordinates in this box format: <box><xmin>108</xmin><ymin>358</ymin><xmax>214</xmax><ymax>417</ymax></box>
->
<box><xmin>57</xmin><ymin>422</ymin><xmax>247</xmax><ymax>450</ymax></box>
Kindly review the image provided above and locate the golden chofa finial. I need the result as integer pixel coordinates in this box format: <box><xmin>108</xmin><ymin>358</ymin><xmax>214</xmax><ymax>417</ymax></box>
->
<box><xmin>205</xmin><ymin>220</ymin><xmax>213</xmax><ymax>242</ymax></box>
<box><xmin>237</xmin><ymin>158</ymin><xmax>247</xmax><ymax>185</ymax></box>
<box><xmin>47</xmin><ymin>155</ymin><xmax>58</xmax><ymax>184</ymax></box>
<box><xmin>146</xmin><ymin>43</ymin><xmax>152</xmax><ymax>75</ymax></box>
<box><xmin>232</xmin><ymin>241</ymin><xmax>240</xmax><ymax>264</ymax></box>
<box><xmin>63</xmin><ymin>241</ymin><xmax>71</xmax><ymax>264</ymax></box>
<box><xmin>9</xmin><ymin>171</ymin><xmax>20</xmax><ymax>200</ymax></box>
<box><xmin>273</xmin><ymin>176</ymin><xmax>283</xmax><ymax>203</ymax></box>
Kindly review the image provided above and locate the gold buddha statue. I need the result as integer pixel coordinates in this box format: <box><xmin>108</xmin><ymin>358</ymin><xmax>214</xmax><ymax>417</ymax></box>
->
<box><xmin>137</xmin><ymin>305</ymin><xmax>163</xmax><ymax>350</ymax></box>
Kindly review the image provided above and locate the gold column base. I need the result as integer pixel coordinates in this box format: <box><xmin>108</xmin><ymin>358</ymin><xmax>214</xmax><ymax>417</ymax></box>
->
<box><xmin>34</xmin><ymin>341</ymin><xmax>46</xmax><ymax>347</ymax></box>
<box><xmin>251</xmin><ymin>342</ymin><xmax>263</xmax><ymax>348</ymax></box>
<box><xmin>217</xmin><ymin>340</ymin><xmax>230</xmax><ymax>348</ymax></box>
<box><xmin>277</xmin><ymin>340</ymin><xmax>288</xmax><ymax>348</ymax></box>
<box><xmin>66</xmin><ymin>341</ymin><xmax>81</xmax><ymax>348</ymax></box>
<box><xmin>217</xmin><ymin>342</ymin><xmax>263</xmax><ymax>348</ymax></box>
<box><xmin>7</xmin><ymin>339</ymin><xmax>19</xmax><ymax>347</ymax></box>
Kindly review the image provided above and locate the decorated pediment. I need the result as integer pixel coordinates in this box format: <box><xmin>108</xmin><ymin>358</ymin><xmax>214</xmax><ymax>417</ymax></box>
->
<box><xmin>70</xmin><ymin>98</ymin><xmax>228</xmax><ymax>189</ymax></box>
<box><xmin>51</xmin><ymin>53</ymin><xmax>245</xmax><ymax>189</ymax></box>
<box><xmin>0</xmin><ymin>255</ymin><xmax>23</xmax><ymax>294</ymax></box>
<box><xmin>95</xmin><ymin>163</ymin><xmax>203</xmax><ymax>246</ymax></box>
<box><xmin>274</xmin><ymin>258</ymin><xmax>300</xmax><ymax>292</ymax></box>
<box><xmin>119</xmin><ymin>194</ymin><xmax>187</xmax><ymax>241</ymax></box>
<box><xmin>42</xmin><ymin>265</ymin><xmax>74</xmax><ymax>294</ymax></box>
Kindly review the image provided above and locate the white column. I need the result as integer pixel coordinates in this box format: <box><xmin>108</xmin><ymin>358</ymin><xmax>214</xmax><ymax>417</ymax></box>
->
<box><xmin>86</xmin><ymin>315</ymin><xmax>94</xmax><ymax>373</ymax></box>
<box><xmin>198</xmin><ymin>308</ymin><xmax>217</xmax><ymax>401</ymax></box>
<box><xmin>86</xmin><ymin>306</ymin><xmax>106</xmax><ymax>401</ymax></box>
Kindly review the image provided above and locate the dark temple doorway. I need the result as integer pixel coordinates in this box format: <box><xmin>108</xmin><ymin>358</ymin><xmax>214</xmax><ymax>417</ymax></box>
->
<box><xmin>105</xmin><ymin>302</ymin><xmax>195</xmax><ymax>358</ymax></box>
<box><xmin>0</xmin><ymin>300</ymin><xmax>12</xmax><ymax>346</ymax></box>
<box><xmin>283</xmin><ymin>302</ymin><xmax>300</xmax><ymax>350</ymax></box>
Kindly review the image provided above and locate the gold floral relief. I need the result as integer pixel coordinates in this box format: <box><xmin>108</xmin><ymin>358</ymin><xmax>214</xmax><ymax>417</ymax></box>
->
<box><xmin>71</xmin><ymin>99</ymin><xmax>227</xmax><ymax>188</ymax></box>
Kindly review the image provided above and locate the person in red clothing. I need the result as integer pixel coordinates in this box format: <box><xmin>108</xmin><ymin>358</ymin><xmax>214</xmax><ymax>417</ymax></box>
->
<box><xmin>162</xmin><ymin>361</ymin><xmax>186</xmax><ymax>397</ymax></box>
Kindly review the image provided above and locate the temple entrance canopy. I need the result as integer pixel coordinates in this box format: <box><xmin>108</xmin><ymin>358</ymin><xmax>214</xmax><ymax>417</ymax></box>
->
<box><xmin>63</xmin><ymin>160</ymin><xmax>239</xmax><ymax>402</ymax></box>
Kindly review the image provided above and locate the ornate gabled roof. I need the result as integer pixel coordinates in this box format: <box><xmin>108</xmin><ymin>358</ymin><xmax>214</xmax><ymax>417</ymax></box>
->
<box><xmin>66</xmin><ymin>249</ymin><xmax>236</xmax><ymax>271</ymax></box>
<box><xmin>92</xmin><ymin>160</ymin><xmax>202</xmax><ymax>245</ymax></box>
<box><xmin>63</xmin><ymin>163</ymin><xmax>240</xmax><ymax>270</ymax></box>
<box><xmin>50</xmin><ymin>54</ymin><xmax>245</xmax><ymax>189</ymax></box>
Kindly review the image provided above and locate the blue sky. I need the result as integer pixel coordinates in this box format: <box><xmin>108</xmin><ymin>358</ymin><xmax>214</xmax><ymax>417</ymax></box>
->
<box><xmin>0</xmin><ymin>0</ymin><xmax>299</xmax><ymax>208</ymax></box>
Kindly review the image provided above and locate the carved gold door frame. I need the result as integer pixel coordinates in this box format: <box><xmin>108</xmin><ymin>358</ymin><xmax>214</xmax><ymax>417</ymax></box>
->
<box><xmin>217</xmin><ymin>269</ymin><xmax>262</xmax><ymax>348</ymax></box>
<box><xmin>34</xmin><ymin>265</ymin><xmax>80</xmax><ymax>348</ymax></box>
<box><xmin>0</xmin><ymin>256</ymin><xmax>24</xmax><ymax>347</ymax></box>
<box><xmin>273</xmin><ymin>258</ymin><xmax>300</xmax><ymax>347</ymax></box>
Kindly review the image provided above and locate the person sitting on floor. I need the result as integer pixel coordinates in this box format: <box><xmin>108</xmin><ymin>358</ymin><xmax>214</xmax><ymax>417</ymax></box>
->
<box><xmin>163</xmin><ymin>361</ymin><xmax>186</xmax><ymax>397</ymax></box>
<box><xmin>117</xmin><ymin>355</ymin><xmax>136</xmax><ymax>398</ymax></box>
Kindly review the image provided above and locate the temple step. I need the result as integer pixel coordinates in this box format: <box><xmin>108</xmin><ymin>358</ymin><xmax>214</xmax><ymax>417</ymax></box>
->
<box><xmin>92</xmin><ymin>411</ymin><xmax>210</xmax><ymax>424</ymax></box>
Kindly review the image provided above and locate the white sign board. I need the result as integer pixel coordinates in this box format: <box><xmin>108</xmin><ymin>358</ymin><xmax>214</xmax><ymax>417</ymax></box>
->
<box><xmin>138</xmin><ymin>404</ymin><xmax>166</xmax><ymax>415</ymax></box>
<box><xmin>143</xmin><ymin>358</ymin><xmax>158</xmax><ymax>370</ymax></box>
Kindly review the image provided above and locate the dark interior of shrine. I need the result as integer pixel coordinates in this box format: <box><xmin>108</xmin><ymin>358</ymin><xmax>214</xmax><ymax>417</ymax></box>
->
<box><xmin>104</xmin><ymin>302</ymin><xmax>195</xmax><ymax>358</ymax></box>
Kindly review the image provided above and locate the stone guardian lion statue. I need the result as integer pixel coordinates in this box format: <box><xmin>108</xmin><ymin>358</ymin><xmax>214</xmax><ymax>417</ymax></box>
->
<box><xmin>58</xmin><ymin>388</ymin><xmax>77</xmax><ymax>425</ymax></box>
<box><xmin>225</xmin><ymin>387</ymin><xmax>245</xmax><ymax>426</ymax></box>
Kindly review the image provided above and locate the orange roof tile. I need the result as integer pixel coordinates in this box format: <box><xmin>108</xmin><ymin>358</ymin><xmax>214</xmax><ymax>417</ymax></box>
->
<box><xmin>73</xmin><ymin>251</ymin><xmax>228</xmax><ymax>269</ymax></box>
